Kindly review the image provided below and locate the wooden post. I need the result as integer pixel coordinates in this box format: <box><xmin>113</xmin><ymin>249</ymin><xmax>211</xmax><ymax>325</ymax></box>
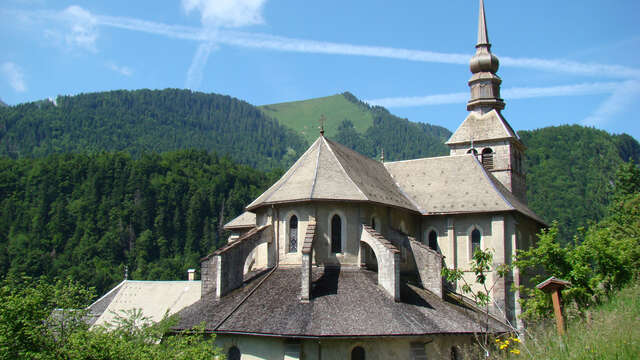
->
<box><xmin>550</xmin><ymin>289</ymin><xmax>564</xmax><ymax>335</ymax></box>
<box><xmin>537</xmin><ymin>276</ymin><xmax>571</xmax><ymax>336</ymax></box>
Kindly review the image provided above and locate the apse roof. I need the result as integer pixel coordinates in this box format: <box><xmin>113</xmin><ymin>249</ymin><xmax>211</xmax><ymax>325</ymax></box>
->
<box><xmin>246</xmin><ymin>136</ymin><xmax>417</xmax><ymax>212</ymax></box>
<box><xmin>174</xmin><ymin>267</ymin><xmax>508</xmax><ymax>336</ymax></box>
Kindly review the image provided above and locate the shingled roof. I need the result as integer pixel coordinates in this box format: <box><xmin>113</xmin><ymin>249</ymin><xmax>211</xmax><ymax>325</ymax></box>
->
<box><xmin>223</xmin><ymin>211</ymin><xmax>256</xmax><ymax>230</ymax></box>
<box><xmin>174</xmin><ymin>267</ymin><xmax>508</xmax><ymax>336</ymax></box>
<box><xmin>446</xmin><ymin>110</ymin><xmax>518</xmax><ymax>145</ymax></box>
<box><xmin>87</xmin><ymin>280</ymin><xmax>201</xmax><ymax>327</ymax></box>
<box><xmin>384</xmin><ymin>154</ymin><xmax>545</xmax><ymax>224</ymax></box>
<box><xmin>247</xmin><ymin>136</ymin><xmax>417</xmax><ymax>212</ymax></box>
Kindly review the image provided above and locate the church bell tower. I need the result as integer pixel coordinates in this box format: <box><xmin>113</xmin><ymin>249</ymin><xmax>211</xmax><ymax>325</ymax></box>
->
<box><xmin>446</xmin><ymin>0</ymin><xmax>527</xmax><ymax>202</ymax></box>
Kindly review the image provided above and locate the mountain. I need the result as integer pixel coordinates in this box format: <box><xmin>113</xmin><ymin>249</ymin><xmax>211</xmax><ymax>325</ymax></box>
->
<box><xmin>520</xmin><ymin>125</ymin><xmax>640</xmax><ymax>243</ymax></box>
<box><xmin>1</xmin><ymin>88</ymin><xmax>638</xmax><ymax>246</ymax></box>
<box><xmin>261</xmin><ymin>92</ymin><xmax>452</xmax><ymax>160</ymax></box>
<box><xmin>0</xmin><ymin>89</ymin><xmax>307</xmax><ymax>170</ymax></box>
<box><xmin>0</xmin><ymin>99</ymin><xmax>7</xmax><ymax>107</ymax></box>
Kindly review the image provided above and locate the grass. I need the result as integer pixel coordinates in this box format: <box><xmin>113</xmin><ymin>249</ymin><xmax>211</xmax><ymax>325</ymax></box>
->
<box><xmin>471</xmin><ymin>281</ymin><xmax>640</xmax><ymax>359</ymax></box>
<box><xmin>259</xmin><ymin>93</ymin><xmax>374</xmax><ymax>145</ymax></box>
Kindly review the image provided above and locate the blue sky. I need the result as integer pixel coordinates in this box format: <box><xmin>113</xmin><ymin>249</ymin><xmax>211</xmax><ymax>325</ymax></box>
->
<box><xmin>1</xmin><ymin>0</ymin><xmax>639</xmax><ymax>140</ymax></box>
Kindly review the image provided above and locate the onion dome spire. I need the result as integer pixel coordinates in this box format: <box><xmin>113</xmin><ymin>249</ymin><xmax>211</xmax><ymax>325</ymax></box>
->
<box><xmin>467</xmin><ymin>0</ymin><xmax>505</xmax><ymax>113</ymax></box>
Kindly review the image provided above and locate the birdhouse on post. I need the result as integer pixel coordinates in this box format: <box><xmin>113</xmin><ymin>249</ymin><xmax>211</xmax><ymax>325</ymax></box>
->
<box><xmin>536</xmin><ymin>276</ymin><xmax>571</xmax><ymax>336</ymax></box>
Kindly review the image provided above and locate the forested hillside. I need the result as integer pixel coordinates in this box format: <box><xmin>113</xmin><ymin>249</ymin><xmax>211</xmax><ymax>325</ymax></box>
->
<box><xmin>520</xmin><ymin>125</ymin><xmax>640</xmax><ymax>243</ymax></box>
<box><xmin>0</xmin><ymin>89</ymin><xmax>307</xmax><ymax>170</ymax></box>
<box><xmin>262</xmin><ymin>92</ymin><xmax>452</xmax><ymax>160</ymax></box>
<box><xmin>0</xmin><ymin>151</ymin><xmax>278</xmax><ymax>294</ymax></box>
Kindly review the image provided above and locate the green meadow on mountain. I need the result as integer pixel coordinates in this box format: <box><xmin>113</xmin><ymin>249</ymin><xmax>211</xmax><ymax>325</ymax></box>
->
<box><xmin>260</xmin><ymin>92</ymin><xmax>375</xmax><ymax>144</ymax></box>
<box><xmin>261</xmin><ymin>91</ymin><xmax>452</xmax><ymax>160</ymax></box>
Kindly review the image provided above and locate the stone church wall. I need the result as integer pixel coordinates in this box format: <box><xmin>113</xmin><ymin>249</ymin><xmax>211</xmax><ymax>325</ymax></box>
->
<box><xmin>214</xmin><ymin>333</ymin><xmax>474</xmax><ymax>360</ymax></box>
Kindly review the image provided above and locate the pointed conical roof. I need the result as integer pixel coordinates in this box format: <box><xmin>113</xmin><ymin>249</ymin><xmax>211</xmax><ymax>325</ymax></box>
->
<box><xmin>477</xmin><ymin>0</ymin><xmax>489</xmax><ymax>46</ymax></box>
<box><xmin>467</xmin><ymin>0</ymin><xmax>504</xmax><ymax>112</ymax></box>
<box><xmin>446</xmin><ymin>109</ymin><xmax>518</xmax><ymax>145</ymax></box>
<box><xmin>246</xmin><ymin>136</ymin><xmax>417</xmax><ymax>211</ymax></box>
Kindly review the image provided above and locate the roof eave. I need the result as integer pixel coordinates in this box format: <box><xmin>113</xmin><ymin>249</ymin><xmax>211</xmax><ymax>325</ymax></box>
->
<box><xmin>247</xmin><ymin>198</ymin><xmax>421</xmax><ymax>215</ymax></box>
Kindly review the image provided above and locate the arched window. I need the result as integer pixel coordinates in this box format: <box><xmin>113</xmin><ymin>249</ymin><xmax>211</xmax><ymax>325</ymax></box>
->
<box><xmin>331</xmin><ymin>214</ymin><xmax>342</xmax><ymax>253</ymax></box>
<box><xmin>228</xmin><ymin>346</ymin><xmax>241</xmax><ymax>360</ymax></box>
<box><xmin>471</xmin><ymin>228</ymin><xmax>481</xmax><ymax>256</ymax></box>
<box><xmin>482</xmin><ymin>148</ymin><xmax>494</xmax><ymax>170</ymax></box>
<box><xmin>450</xmin><ymin>346</ymin><xmax>460</xmax><ymax>360</ymax></box>
<box><xmin>288</xmin><ymin>215</ymin><xmax>298</xmax><ymax>253</ymax></box>
<box><xmin>351</xmin><ymin>346</ymin><xmax>365</xmax><ymax>360</ymax></box>
<box><xmin>467</xmin><ymin>148</ymin><xmax>478</xmax><ymax>155</ymax></box>
<box><xmin>428</xmin><ymin>230</ymin><xmax>438</xmax><ymax>251</ymax></box>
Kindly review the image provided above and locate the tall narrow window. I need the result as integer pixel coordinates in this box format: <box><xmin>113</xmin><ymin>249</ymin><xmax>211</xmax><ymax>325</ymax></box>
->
<box><xmin>331</xmin><ymin>214</ymin><xmax>342</xmax><ymax>253</ymax></box>
<box><xmin>428</xmin><ymin>230</ymin><xmax>438</xmax><ymax>251</ymax></box>
<box><xmin>351</xmin><ymin>346</ymin><xmax>365</xmax><ymax>360</ymax></box>
<box><xmin>451</xmin><ymin>346</ymin><xmax>460</xmax><ymax>360</ymax></box>
<box><xmin>228</xmin><ymin>346</ymin><xmax>241</xmax><ymax>360</ymax></box>
<box><xmin>371</xmin><ymin>217</ymin><xmax>376</xmax><ymax>231</ymax></box>
<box><xmin>289</xmin><ymin>215</ymin><xmax>298</xmax><ymax>253</ymax></box>
<box><xmin>471</xmin><ymin>228</ymin><xmax>481</xmax><ymax>255</ymax></box>
<box><xmin>482</xmin><ymin>148</ymin><xmax>494</xmax><ymax>170</ymax></box>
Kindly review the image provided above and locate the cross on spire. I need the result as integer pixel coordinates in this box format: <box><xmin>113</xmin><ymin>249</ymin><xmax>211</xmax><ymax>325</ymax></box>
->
<box><xmin>319</xmin><ymin>114</ymin><xmax>326</xmax><ymax>136</ymax></box>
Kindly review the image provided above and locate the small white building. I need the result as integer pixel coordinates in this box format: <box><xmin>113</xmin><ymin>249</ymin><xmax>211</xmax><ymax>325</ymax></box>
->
<box><xmin>173</xmin><ymin>2</ymin><xmax>545</xmax><ymax>359</ymax></box>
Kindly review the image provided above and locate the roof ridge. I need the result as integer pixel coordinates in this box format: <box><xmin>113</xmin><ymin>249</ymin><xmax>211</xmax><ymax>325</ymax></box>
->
<box><xmin>87</xmin><ymin>280</ymin><xmax>126</xmax><ymax>309</ymax></box>
<box><xmin>309</xmin><ymin>136</ymin><xmax>323</xmax><ymax>198</ymax></box>
<box><xmin>384</xmin><ymin>154</ymin><xmax>469</xmax><ymax>165</ymax></box>
<box><xmin>322</xmin><ymin>137</ymin><xmax>368</xmax><ymax>200</ymax></box>
<box><xmin>471</xmin><ymin>155</ymin><xmax>515</xmax><ymax>211</ymax></box>
<box><xmin>493</xmin><ymin>110</ymin><xmax>519</xmax><ymax>140</ymax></box>
<box><xmin>248</xmin><ymin>138</ymin><xmax>321</xmax><ymax>208</ymax></box>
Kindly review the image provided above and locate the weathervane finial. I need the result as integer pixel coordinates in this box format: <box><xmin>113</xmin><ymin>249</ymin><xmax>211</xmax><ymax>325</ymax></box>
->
<box><xmin>319</xmin><ymin>114</ymin><xmax>326</xmax><ymax>136</ymax></box>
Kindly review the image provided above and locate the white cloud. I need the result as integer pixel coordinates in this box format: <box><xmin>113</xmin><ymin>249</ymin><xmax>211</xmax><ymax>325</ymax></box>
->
<box><xmin>185</xmin><ymin>41</ymin><xmax>218</xmax><ymax>89</ymax></box>
<box><xmin>582</xmin><ymin>80</ymin><xmax>640</xmax><ymax>127</ymax></box>
<box><xmin>1</xmin><ymin>61</ymin><xmax>27</xmax><ymax>92</ymax></box>
<box><xmin>182</xmin><ymin>0</ymin><xmax>266</xmax><ymax>28</ymax></box>
<box><xmin>106</xmin><ymin>62</ymin><xmax>133</xmax><ymax>76</ymax></box>
<box><xmin>366</xmin><ymin>82</ymin><xmax>625</xmax><ymax>108</ymax></box>
<box><xmin>60</xmin><ymin>6</ymin><xmax>99</xmax><ymax>52</ymax></box>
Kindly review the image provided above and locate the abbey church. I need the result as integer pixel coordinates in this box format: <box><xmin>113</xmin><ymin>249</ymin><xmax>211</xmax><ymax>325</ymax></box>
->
<box><xmin>90</xmin><ymin>1</ymin><xmax>545</xmax><ymax>359</ymax></box>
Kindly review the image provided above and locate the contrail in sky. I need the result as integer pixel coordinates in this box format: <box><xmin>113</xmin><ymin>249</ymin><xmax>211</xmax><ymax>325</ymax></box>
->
<box><xmin>366</xmin><ymin>81</ymin><xmax>626</xmax><ymax>108</ymax></box>
<box><xmin>21</xmin><ymin>8</ymin><xmax>637</xmax><ymax>79</ymax></box>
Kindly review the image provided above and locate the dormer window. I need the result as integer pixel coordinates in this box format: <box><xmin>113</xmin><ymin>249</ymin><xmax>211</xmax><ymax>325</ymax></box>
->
<box><xmin>481</xmin><ymin>148</ymin><xmax>494</xmax><ymax>170</ymax></box>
